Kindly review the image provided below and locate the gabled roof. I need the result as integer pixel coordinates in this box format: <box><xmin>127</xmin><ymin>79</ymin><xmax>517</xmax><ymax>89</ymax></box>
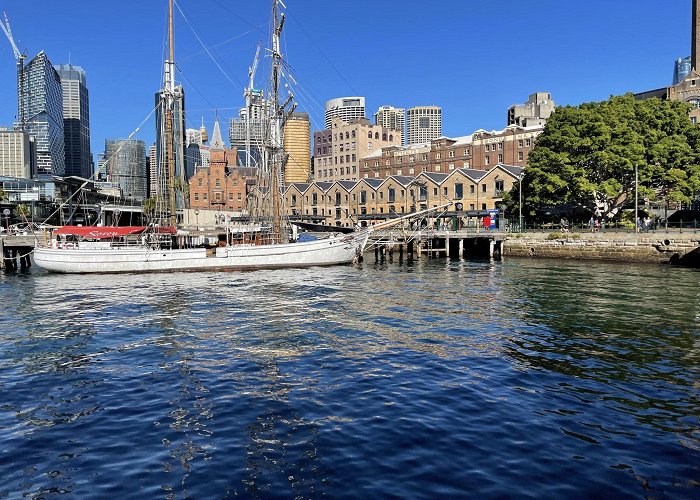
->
<box><xmin>314</xmin><ymin>181</ymin><xmax>333</xmax><ymax>192</ymax></box>
<box><xmin>336</xmin><ymin>180</ymin><xmax>357</xmax><ymax>191</ymax></box>
<box><xmin>390</xmin><ymin>175</ymin><xmax>414</xmax><ymax>187</ymax></box>
<box><xmin>493</xmin><ymin>163</ymin><xmax>524</xmax><ymax>178</ymax></box>
<box><xmin>287</xmin><ymin>182</ymin><xmax>310</xmax><ymax>193</ymax></box>
<box><xmin>210</xmin><ymin>118</ymin><xmax>225</xmax><ymax>151</ymax></box>
<box><xmin>362</xmin><ymin>178</ymin><xmax>383</xmax><ymax>189</ymax></box>
<box><xmin>454</xmin><ymin>168</ymin><xmax>488</xmax><ymax>181</ymax></box>
<box><xmin>421</xmin><ymin>172</ymin><xmax>448</xmax><ymax>184</ymax></box>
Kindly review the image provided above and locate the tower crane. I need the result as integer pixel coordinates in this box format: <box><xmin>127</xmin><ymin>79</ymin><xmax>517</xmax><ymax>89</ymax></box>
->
<box><xmin>244</xmin><ymin>43</ymin><xmax>261</xmax><ymax>169</ymax></box>
<box><xmin>1</xmin><ymin>12</ymin><xmax>26</xmax><ymax>131</ymax></box>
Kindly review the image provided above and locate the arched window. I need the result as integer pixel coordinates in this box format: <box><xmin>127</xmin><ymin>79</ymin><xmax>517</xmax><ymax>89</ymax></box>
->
<box><xmin>351</xmin><ymin>130</ymin><xmax>356</xmax><ymax>138</ymax></box>
<box><xmin>368</xmin><ymin>131</ymin><xmax>372</xmax><ymax>139</ymax></box>
<box><xmin>345</xmin><ymin>132</ymin><xmax>350</xmax><ymax>139</ymax></box>
<box><xmin>374</xmin><ymin>132</ymin><xmax>379</xmax><ymax>140</ymax></box>
<box><xmin>389</xmin><ymin>134</ymin><xmax>393</xmax><ymax>142</ymax></box>
<box><xmin>198</xmin><ymin>178</ymin><xmax>203</xmax><ymax>187</ymax></box>
<box><xmin>382</xmin><ymin>133</ymin><xmax>387</xmax><ymax>141</ymax></box>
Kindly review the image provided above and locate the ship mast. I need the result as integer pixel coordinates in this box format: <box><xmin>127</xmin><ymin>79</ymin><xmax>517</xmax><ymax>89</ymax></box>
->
<box><xmin>165</xmin><ymin>0</ymin><xmax>177</xmax><ymax>227</ymax></box>
<box><xmin>268</xmin><ymin>0</ymin><xmax>296</xmax><ymax>243</ymax></box>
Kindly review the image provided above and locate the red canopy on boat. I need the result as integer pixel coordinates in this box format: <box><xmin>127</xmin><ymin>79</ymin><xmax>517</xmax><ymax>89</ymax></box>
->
<box><xmin>53</xmin><ymin>226</ymin><xmax>177</xmax><ymax>239</ymax></box>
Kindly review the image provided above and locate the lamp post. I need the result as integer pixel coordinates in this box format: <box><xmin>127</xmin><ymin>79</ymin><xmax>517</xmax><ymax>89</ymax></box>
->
<box><xmin>635</xmin><ymin>164</ymin><xmax>639</xmax><ymax>234</ymax></box>
<box><xmin>518</xmin><ymin>172</ymin><xmax>524</xmax><ymax>233</ymax></box>
<box><xmin>194</xmin><ymin>208</ymin><xmax>199</xmax><ymax>230</ymax></box>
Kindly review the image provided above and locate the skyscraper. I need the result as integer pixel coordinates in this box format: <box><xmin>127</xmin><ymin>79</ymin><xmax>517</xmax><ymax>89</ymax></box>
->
<box><xmin>105</xmin><ymin>138</ymin><xmax>147</xmax><ymax>203</ymax></box>
<box><xmin>230</xmin><ymin>89</ymin><xmax>267</xmax><ymax>168</ymax></box>
<box><xmin>0</xmin><ymin>128</ymin><xmax>35</xmax><ymax>178</ymax></box>
<box><xmin>406</xmin><ymin>106</ymin><xmax>442</xmax><ymax>145</ymax></box>
<box><xmin>55</xmin><ymin>64</ymin><xmax>92</xmax><ymax>178</ymax></box>
<box><xmin>19</xmin><ymin>51</ymin><xmax>65</xmax><ymax>176</ymax></box>
<box><xmin>325</xmin><ymin>97</ymin><xmax>365</xmax><ymax>129</ymax></box>
<box><xmin>673</xmin><ymin>56</ymin><xmax>692</xmax><ymax>84</ymax></box>
<box><xmin>283</xmin><ymin>112</ymin><xmax>311</xmax><ymax>184</ymax></box>
<box><xmin>374</xmin><ymin>106</ymin><xmax>405</xmax><ymax>145</ymax></box>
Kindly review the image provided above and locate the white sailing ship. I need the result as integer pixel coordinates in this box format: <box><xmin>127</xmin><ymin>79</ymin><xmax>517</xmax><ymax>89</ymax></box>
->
<box><xmin>33</xmin><ymin>0</ymin><xmax>446</xmax><ymax>274</ymax></box>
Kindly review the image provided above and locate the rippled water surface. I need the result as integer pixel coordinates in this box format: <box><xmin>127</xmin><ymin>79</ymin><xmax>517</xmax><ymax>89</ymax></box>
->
<box><xmin>0</xmin><ymin>257</ymin><xmax>698</xmax><ymax>498</ymax></box>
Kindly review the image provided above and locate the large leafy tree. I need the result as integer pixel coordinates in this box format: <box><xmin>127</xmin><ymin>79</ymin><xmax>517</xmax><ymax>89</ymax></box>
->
<box><xmin>511</xmin><ymin>94</ymin><xmax>700</xmax><ymax>220</ymax></box>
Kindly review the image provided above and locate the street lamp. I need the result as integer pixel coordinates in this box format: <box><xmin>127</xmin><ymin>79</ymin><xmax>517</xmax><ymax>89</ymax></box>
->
<box><xmin>518</xmin><ymin>172</ymin><xmax>525</xmax><ymax>233</ymax></box>
<box><xmin>635</xmin><ymin>164</ymin><xmax>639</xmax><ymax>234</ymax></box>
<box><xmin>2</xmin><ymin>208</ymin><xmax>9</xmax><ymax>235</ymax></box>
<box><xmin>194</xmin><ymin>208</ymin><xmax>199</xmax><ymax>229</ymax></box>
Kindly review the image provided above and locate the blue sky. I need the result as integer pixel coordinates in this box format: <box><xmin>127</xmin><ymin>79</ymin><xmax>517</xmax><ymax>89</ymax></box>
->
<box><xmin>0</xmin><ymin>0</ymin><xmax>691</xmax><ymax>161</ymax></box>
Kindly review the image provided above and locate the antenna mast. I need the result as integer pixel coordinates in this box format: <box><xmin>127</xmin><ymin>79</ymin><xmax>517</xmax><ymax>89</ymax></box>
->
<box><xmin>165</xmin><ymin>0</ymin><xmax>177</xmax><ymax>227</ymax></box>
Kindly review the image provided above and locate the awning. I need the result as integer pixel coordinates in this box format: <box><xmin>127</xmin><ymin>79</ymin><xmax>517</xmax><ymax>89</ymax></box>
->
<box><xmin>53</xmin><ymin>226</ymin><xmax>177</xmax><ymax>239</ymax></box>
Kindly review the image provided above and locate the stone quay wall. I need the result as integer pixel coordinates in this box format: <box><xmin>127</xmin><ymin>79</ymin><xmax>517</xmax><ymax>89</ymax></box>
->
<box><xmin>503</xmin><ymin>231</ymin><xmax>700</xmax><ymax>265</ymax></box>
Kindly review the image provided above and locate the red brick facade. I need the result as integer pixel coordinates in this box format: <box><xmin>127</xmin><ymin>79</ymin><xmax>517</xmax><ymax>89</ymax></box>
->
<box><xmin>189</xmin><ymin>147</ymin><xmax>254</xmax><ymax>211</ymax></box>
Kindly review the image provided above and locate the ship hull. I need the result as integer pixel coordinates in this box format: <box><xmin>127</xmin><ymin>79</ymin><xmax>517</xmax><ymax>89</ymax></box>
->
<box><xmin>34</xmin><ymin>232</ymin><xmax>370</xmax><ymax>274</ymax></box>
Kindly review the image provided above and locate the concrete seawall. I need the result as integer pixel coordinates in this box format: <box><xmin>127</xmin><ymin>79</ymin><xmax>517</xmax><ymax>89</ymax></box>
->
<box><xmin>503</xmin><ymin>232</ymin><xmax>700</xmax><ymax>266</ymax></box>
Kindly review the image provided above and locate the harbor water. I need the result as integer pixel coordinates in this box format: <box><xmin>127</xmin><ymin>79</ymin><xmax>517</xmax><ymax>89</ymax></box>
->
<box><xmin>0</xmin><ymin>257</ymin><xmax>698</xmax><ymax>498</ymax></box>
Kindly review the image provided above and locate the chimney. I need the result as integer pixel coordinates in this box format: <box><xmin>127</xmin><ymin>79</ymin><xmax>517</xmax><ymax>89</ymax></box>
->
<box><xmin>693</xmin><ymin>0</ymin><xmax>700</xmax><ymax>71</ymax></box>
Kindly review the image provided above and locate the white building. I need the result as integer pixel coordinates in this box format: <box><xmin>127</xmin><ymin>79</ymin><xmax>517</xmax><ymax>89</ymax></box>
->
<box><xmin>325</xmin><ymin>97</ymin><xmax>365</xmax><ymax>129</ymax></box>
<box><xmin>406</xmin><ymin>106</ymin><xmax>442</xmax><ymax>145</ymax></box>
<box><xmin>0</xmin><ymin>129</ymin><xmax>35</xmax><ymax>179</ymax></box>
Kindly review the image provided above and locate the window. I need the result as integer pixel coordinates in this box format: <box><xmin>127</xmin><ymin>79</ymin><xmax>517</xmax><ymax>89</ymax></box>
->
<box><xmin>389</xmin><ymin>134</ymin><xmax>393</xmax><ymax>141</ymax></box>
<box><xmin>449</xmin><ymin>163</ymin><xmax>455</xmax><ymax>170</ymax></box>
<box><xmin>433</xmin><ymin>188</ymin><xmax>438</xmax><ymax>196</ymax></box>
<box><xmin>518</xmin><ymin>152</ymin><xmax>524</xmax><ymax>161</ymax></box>
<box><xmin>455</xmin><ymin>183</ymin><xmax>463</xmax><ymax>199</ymax></box>
<box><xmin>419</xmin><ymin>186</ymin><xmax>427</xmax><ymax>200</ymax></box>
<box><xmin>380</xmin><ymin>192</ymin><xmax>384</xmax><ymax>200</ymax></box>
<box><xmin>375</xmin><ymin>132</ymin><xmax>379</xmax><ymax>139</ymax></box>
<box><xmin>421</xmin><ymin>154</ymin><xmax>428</xmax><ymax>161</ymax></box>
<box><xmin>228</xmin><ymin>193</ymin><xmax>233</xmax><ymax>200</ymax></box>
<box><xmin>435</xmin><ymin>165</ymin><xmax>441</xmax><ymax>172</ymax></box>
<box><xmin>526</xmin><ymin>138</ymin><xmax>532</xmax><ymax>147</ymax></box>
<box><xmin>481</xmin><ymin>203</ymin><xmax>487</xmax><ymax>210</ymax></box>
<box><xmin>312</xmin><ymin>193</ymin><xmax>318</xmax><ymax>205</ymax></box>
<box><xmin>291</xmin><ymin>194</ymin><xmax>297</xmax><ymax>206</ymax></box>
<box><xmin>498</xmin><ymin>142</ymin><xmax>503</xmax><ymax>150</ymax></box>
<box><xmin>388</xmin><ymin>188</ymin><xmax>395</xmax><ymax>203</ymax></box>
<box><xmin>409</xmin><ymin>168</ymin><xmax>414</xmax><ymax>174</ymax></box>
<box><xmin>215</xmin><ymin>178</ymin><xmax>221</xmax><ymax>188</ymax></box>
<box><xmin>368</xmin><ymin>131</ymin><xmax>372</xmax><ymax>138</ymax></box>
<box><xmin>335</xmin><ymin>192</ymin><xmax>341</xmax><ymax>205</ymax></box>
<box><xmin>198</xmin><ymin>178</ymin><xmax>203</xmax><ymax>187</ymax></box>
<box><xmin>351</xmin><ymin>130</ymin><xmax>356</xmax><ymax>138</ymax></box>
<box><xmin>375</xmin><ymin>172</ymin><xmax>380</xmax><ymax>178</ymax></box>
<box><xmin>375</xmin><ymin>161</ymin><xmax>379</xmax><ymax>167</ymax></box>
<box><xmin>203</xmin><ymin>193</ymin><xmax>208</xmax><ymax>200</ymax></box>
<box><xmin>495</xmin><ymin>180</ymin><xmax>504</xmax><ymax>196</ymax></box>
<box><xmin>498</xmin><ymin>154</ymin><xmax>503</xmax><ymax>163</ymax></box>
<box><xmin>386</xmin><ymin>160</ymin><xmax>391</xmax><ymax>166</ymax></box>
<box><xmin>518</xmin><ymin>139</ymin><xmax>524</xmax><ymax>148</ymax></box>
<box><xmin>346</xmin><ymin>155</ymin><xmax>350</xmax><ymax>162</ymax></box>
<box><xmin>352</xmin><ymin>154</ymin><xmax>356</xmax><ymax>161</ymax></box>
<box><xmin>345</xmin><ymin>132</ymin><xmax>350</xmax><ymax>139</ymax></box>
<box><xmin>485</xmin><ymin>155</ymin><xmax>490</xmax><ymax>165</ymax></box>
<box><xmin>194</xmin><ymin>193</ymin><xmax>199</xmax><ymax>201</ymax></box>
<box><xmin>436</xmin><ymin>152</ymin><xmax>441</xmax><ymax>159</ymax></box>
<box><xmin>360</xmin><ymin>190</ymin><xmax>367</xmax><ymax>204</ymax></box>
<box><xmin>382</xmin><ymin>133</ymin><xmax>387</xmax><ymax>141</ymax></box>
<box><xmin>470</xmin><ymin>185</ymin><xmax>475</xmax><ymax>194</ymax></box>
<box><xmin>482</xmin><ymin>184</ymin><xmax>487</xmax><ymax>193</ymax></box>
<box><xmin>397</xmin><ymin>169</ymin><xmax>402</xmax><ymax>175</ymax></box>
<box><xmin>449</xmin><ymin>151</ymin><xmax>454</xmax><ymax>158</ymax></box>
<box><xmin>443</xmin><ymin>187</ymin><xmax>448</xmax><ymax>196</ymax></box>
<box><xmin>470</xmin><ymin>204</ymin><xmax>475</xmax><ymax>210</ymax></box>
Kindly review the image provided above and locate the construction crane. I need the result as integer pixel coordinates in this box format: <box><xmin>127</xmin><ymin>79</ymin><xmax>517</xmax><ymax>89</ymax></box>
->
<box><xmin>243</xmin><ymin>43</ymin><xmax>261</xmax><ymax>169</ymax></box>
<box><xmin>0</xmin><ymin>11</ymin><xmax>26</xmax><ymax>131</ymax></box>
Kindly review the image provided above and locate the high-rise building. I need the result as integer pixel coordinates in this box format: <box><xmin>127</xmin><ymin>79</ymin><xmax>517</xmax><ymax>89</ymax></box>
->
<box><xmin>230</xmin><ymin>89</ymin><xmax>267</xmax><ymax>168</ymax></box>
<box><xmin>19</xmin><ymin>51</ymin><xmax>65</xmax><ymax>176</ymax></box>
<box><xmin>283</xmin><ymin>112</ymin><xmax>311</xmax><ymax>184</ymax></box>
<box><xmin>325</xmin><ymin>97</ymin><xmax>365</xmax><ymax>129</ymax></box>
<box><xmin>55</xmin><ymin>64</ymin><xmax>92</xmax><ymax>178</ymax></box>
<box><xmin>374</xmin><ymin>106</ymin><xmax>405</xmax><ymax>144</ymax></box>
<box><xmin>507</xmin><ymin>92</ymin><xmax>556</xmax><ymax>128</ymax></box>
<box><xmin>105</xmin><ymin>139</ymin><xmax>147</xmax><ymax>203</ymax></box>
<box><xmin>0</xmin><ymin>128</ymin><xmax>35</xmax><ymax>178</ymax></box>
<box><xmin>674</xmin><ymin>56</ymin><xmax>692</xmax><ymax>84</ymax></box>
<box><xmin>406</xmin><ymin>106</ymin><xmax>442</xmax><ymax>145</ymax></box>
<box><xmin>148</xmin><ymin>145</ymin><xmax>157</xmax><ymax>197</ymax></box>
<box><xmin>313</xmin><ymin>117</ymin><xmax>401</xmax><ymax>182</ymax></box>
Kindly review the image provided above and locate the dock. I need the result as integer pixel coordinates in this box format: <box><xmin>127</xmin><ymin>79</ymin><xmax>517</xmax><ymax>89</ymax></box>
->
<box><xmin>0</xmin><ymin>236</ymin><xmax>37</xmax><ymax>270</ymax></box>
<box><xmin>368</xmin><ymin>230</ymin><xmax>506</xmax><ymax>260</ymax></box>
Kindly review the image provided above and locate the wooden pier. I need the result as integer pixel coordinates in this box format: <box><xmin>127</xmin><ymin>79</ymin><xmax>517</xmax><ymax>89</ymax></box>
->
<box><xmin>1</xmin><ymin>236</ymin><xmax>36</xmax><ymax>271</ymax></box>
<box><xmin>369</xmin><ymin>230</ymin><xmax>506</xmax><ymax>260</ymax></box>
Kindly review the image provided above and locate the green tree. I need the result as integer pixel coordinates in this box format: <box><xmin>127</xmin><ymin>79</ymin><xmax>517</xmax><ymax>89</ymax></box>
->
<box><xmin>0</xmin><ymin>188</ymin><xmax>7</xmax><ymax>202</ymax></box>
<box><xmin>510</xmin><ymin>94</ymin><xmax>700</xmax><ymax>220</ymax></box>
<box><xmin>16</xmin><ymin>203</ymin><xmax>30</xmax><ymax>221</ymax></box>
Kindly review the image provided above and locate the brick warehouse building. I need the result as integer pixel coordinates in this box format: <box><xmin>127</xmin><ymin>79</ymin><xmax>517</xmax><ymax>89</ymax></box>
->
<box><xmin>360</xmin><ymin>125</ymin><xmax>542</xmax><ymax>179</ymax></box>
<box><xmin>189</xmin><ymin>119</ymin><xmax>255</xmax><ymax>212</ymax></box>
